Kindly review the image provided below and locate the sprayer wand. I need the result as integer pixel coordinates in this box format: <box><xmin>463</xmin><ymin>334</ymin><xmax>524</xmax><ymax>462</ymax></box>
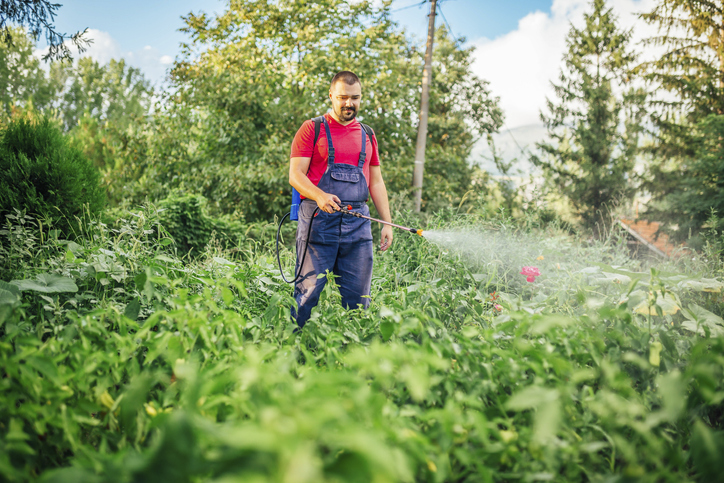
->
<box><xmin>338</xmin><ymin>205</ymin><xmax>423</xmax><ymax>236</ymax></box>
<box><xmin>277</xmin><ymin>201</ymin><xmax>424</xmax><ymax>284</ymax></box>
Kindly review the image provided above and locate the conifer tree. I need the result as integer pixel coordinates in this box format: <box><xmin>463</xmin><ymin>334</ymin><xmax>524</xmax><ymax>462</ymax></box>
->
<box><xmin>0</xmin><ymin>0</ymin><xmax>89</xmax><ymax>61</ymax></box>
<box><xmin>640</xmin><ymin>1</ymin><xmax>724</xmax><ymax>123</ymax></box>
<box><xmin>532</xmin><ymin>0</ymin><xmax>645</xmax><ymax>230</ymax></box>
<box><xmin>638</xmin><ymin>1</ymin><xmax>724</xmax><ymax>241</ymax></box>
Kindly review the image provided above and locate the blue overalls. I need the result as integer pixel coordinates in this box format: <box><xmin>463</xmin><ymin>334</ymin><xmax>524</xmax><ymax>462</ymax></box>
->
<box><xmin>292</xmin><ymin>117</ymin><xmax>373</xmax><ymax>327</ymax></box>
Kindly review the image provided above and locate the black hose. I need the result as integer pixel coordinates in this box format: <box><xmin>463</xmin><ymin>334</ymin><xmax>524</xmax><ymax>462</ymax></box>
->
<box><xmin>276</xmin><ymin>207</ymin><xmax>319</xmax><ymax>284</ymax></box>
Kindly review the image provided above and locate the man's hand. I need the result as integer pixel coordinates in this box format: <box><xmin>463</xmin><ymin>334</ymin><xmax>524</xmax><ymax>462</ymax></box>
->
<box><xmin>380</xmin><ymin>225</ymin><xmax>393</xmax><ymax>251</ymax></box>
<box><xmin>316</xmin><ymin>192</ymin><xmax>341</xmax><ymax>213</ymax></box>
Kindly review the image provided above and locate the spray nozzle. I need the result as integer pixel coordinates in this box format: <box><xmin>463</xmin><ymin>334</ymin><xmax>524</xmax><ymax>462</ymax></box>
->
<box><xmin>338</xmin><ymin>206</ymin><xmax>424</xmax><ymax>236</ymax></box>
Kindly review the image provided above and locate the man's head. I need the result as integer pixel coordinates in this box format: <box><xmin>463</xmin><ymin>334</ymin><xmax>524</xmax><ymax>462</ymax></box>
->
<box><xmin>329</xmin><ymin>71</ymin><xmax>362</xmax><ymax>124</ymax></box>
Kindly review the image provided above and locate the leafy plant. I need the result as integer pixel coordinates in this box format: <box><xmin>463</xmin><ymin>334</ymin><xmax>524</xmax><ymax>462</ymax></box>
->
<box><xmin>156</xmin><ymin>192</ymin><xmax>245</xmax><ymax>257</ymax></box>
<box><xmin>0</xmin><ymin>117</ymin><xmax>105</xmax><ymax>240</ymax></box>
<box><xmin>1</xmin><ymin>205</ymin><xmax>723</xmax><ymax>482</ymax></box>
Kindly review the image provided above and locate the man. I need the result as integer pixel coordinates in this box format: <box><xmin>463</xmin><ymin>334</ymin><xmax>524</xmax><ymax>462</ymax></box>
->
<box><xmin>289</xmin><ymin>70</ymin><xmax>393</xmax><ymax>327</ymax></box>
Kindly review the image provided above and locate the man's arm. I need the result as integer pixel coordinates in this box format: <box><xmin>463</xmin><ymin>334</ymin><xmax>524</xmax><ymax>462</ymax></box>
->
<box><xmin>289</xmin><ymin>157</ymin><xmax>340</xmax><ymax>213</ymax></box>
<box><xmin>369</xmin><ymin>165</ymin><xmax>393</xmax><ymax>251</ymax></box>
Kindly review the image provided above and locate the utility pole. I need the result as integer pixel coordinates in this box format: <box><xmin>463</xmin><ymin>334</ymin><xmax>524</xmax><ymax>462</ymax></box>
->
<box><xmin>412</xmin><ymin>0</ymin><xmax>437</xmax><ymax>213</ymax></box>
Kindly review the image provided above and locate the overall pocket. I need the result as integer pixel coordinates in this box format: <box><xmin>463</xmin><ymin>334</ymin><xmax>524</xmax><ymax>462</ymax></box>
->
<box><xmin>330</xmin><ymin>171</ymin><xmax>360</xmax><ymax>183</ymax></box>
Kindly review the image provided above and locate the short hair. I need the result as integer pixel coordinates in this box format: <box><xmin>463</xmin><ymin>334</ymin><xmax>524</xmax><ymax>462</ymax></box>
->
<box><xmin>330</xmin><ymin>71</ymin><xmax>361</xmax><ymax>89</ymax></box>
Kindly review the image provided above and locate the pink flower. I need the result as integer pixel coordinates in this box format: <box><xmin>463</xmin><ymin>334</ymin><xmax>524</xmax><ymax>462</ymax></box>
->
<box><xmin>520</xmin><ymin>266</ymin><xmax>541</xmax><ymax>283</ymax></box>
<box><xmin>494</xmin><ymin>304</ymin><xmax>503</xmax><ymax>312</ymax></box>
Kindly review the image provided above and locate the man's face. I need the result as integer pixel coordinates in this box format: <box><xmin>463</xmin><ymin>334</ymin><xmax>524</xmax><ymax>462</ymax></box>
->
<box><xmin>329</xmin><ymin>81</ymin><xmax>362</xmax><ymax>123</ymax></box>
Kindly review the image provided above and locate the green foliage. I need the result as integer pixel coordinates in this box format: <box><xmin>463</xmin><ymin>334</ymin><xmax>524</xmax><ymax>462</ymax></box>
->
<box><xmin>0</xmin><ymin>0</ymin><xmax>90</xmax><ymax>61</ymax></box>
<box><xmin>1</xmin><ymin>205</ymin><xmax>724</xmax><ymax>482</ymax></box>
<box><xmin>643</xmin><ymin>115</ymin><xmax>724</xmax><ymax>242</ymax></box>
<box><xmin>639</xmin><ymin>0</ymin><xmax>724</xmax><ymax>124</ymax></box>
<box><xmin>0</xmin><ymin>27</ymin><xmax>57</xmax><ymax>116</ymax></box>
<box><xmin>0</xmin><ymin>29</ymin><xmax>153</xmax><ymax>206</ymax></box>
<box><xmin>50</xmin><ymin>57</ymin><xmax>154</xmax><ymax>199</ymax></box>
<box><xmin>50</xmin><ymin>57</ymin><xmax>153</xmax><ymax>133</ymax></box>
<box><xmin>403</xmin><ymin>26</ymin><xmax>504</xmax><ymax>212</ymax></box>
<box><xmin>129</xmin><ymin>0</ymin><xmax>415</xmax><ymax>219</ymax></box>
<box><xmin>638</xmin><ymin>2</ymin><xmax>724</xmax><ymax>240</ymax></box>
<box><xmin>532</xmin><ymin>0</ymin><xmax>645</xmax><ymax>231</ymax></box>
<box><xmin>157</xmin><ymin>192</ymin><xmax>248</xmax><ymax>257</ymax></box>
<box><xmin>121</xmin><ymin>1</ymin><xmax>501</xmax><ymax>220</ymax></box>
<box><xmin>0</xmin><ymin>118</ymin><xmax>105</xmax><ymax>240</ymax></box>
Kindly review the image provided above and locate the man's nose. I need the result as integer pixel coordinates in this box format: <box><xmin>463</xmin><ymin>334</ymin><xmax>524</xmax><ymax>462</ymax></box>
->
<box><xmin>344</xmin><ymin>99</ymin><xmax>353</xmax><ymax>106</ymax></box>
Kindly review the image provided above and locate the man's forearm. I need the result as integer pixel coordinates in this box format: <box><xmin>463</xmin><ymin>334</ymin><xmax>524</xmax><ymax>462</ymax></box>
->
<box><xmin>369</xmin><ymin>181</ymin><xmax>392</xmax><ymax>222</ymax></box>
<box><xmin>290</xmin><ymin>167</ymin><xmax>324</xmax><ymax>202</ymax></box>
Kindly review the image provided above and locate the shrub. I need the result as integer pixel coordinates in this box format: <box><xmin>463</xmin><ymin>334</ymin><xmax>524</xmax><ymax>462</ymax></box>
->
<box><xmin>0</xmin><ymin>118</ymin><xmax>105</xmax><ymax>239</ymax></box>
<box><xmin>157</xmin><ymin>192</ymin><xmax>245</xmax><ymax>257</ymax></box>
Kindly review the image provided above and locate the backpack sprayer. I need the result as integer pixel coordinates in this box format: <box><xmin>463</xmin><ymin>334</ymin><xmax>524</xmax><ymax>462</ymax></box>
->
<box><xmin>276</xmin><ymin>187</ymin><xmax>424</xmax><ymax>283</ymax></box>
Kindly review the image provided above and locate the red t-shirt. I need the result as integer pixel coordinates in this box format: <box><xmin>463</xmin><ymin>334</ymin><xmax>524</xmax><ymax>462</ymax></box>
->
<box><xmin>290</xmin><ymin>113</ymin><xmax>380</xmax><ymax>196</ymax></box>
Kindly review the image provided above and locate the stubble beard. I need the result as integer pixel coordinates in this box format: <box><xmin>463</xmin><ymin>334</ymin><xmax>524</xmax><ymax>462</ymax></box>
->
<box><xmin>338</xmin><ymin>106</ymin><xmax>357</xmax><ymax>122</ymax></box>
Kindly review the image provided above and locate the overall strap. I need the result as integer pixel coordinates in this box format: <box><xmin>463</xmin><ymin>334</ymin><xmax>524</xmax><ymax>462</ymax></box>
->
<box><xmin>360</xmin><ymin>122</ymin><xmax>374</xmax><ymax>140</ymax></box>
<box><xmin>316</xmin><ymin>116</ymin><xmax>374</xmax><ymax>168</ymax></box>
<box><xmin>312</xmin><ymin>116</ymin><xmax>324</xmax><ymax>147</ymax></box>
<box><xmin>321</xmin><ymin>116</ymin><xmax>335</xmax><ymax>166</ymax></box>
<box><xmin>357</xmin><ymin>125</ymin><xmax>367</xmax><ymax>168</ymax></box>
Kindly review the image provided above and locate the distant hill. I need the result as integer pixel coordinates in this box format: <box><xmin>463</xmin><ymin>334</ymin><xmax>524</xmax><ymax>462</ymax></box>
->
<box><xmin>469</xmin><ymin>123</ymin><xmax>548</xmax><ymax>180</ymax></box>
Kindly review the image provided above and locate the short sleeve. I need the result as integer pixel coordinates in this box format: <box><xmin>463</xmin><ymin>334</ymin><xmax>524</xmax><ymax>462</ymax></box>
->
<box><xmin>290</xmin><ymin>120</ymin><xmax>316</xmax><ymax>158</ymax></box>
<box><xmin>369</xmin><ymin>128</ymin><xmax>380</xmax><ymax>166</ymax></box>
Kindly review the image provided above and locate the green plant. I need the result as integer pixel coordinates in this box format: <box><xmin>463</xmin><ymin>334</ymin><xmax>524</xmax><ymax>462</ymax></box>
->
<box><xmin>0</xmin><ymin>117</ymin><xmax>105</xmax><ymax>240</ymax></box>
<box><xmin>156</xmin><ymin>192</ymin><xmax>246</xmax><ymax>258</ymax></box>
<box><xmin>531</xmin><ymin>0</ymin><xmax>645</xmax><ymax>231</ymax></box>
<box><xmin>1</xmin><ymin>205</ymin><xmax>724</xmax><ymax>482</ymax></box>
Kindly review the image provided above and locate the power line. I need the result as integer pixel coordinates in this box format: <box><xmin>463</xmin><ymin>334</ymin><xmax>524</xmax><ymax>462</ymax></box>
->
<box><xmin>504</xmin><ymin>125</ymin><xmax>530</xmax><ymax>158</ymax></box>
<box><xmin>437</xmin><ymin>3</ymin><xmax>458</xmax><ymax>43</ymax></box>
<box><xmin>392</xmin><ymin>0</ymin><xmax>427</xmax><ymax>13</ymax></box>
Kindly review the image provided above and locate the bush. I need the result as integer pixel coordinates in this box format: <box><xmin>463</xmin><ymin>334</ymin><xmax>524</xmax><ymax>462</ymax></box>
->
<box><xmin>158</xmin><ymin>192</ymin><xmax>246</xmax><ymax>257</ymax></box>
<box><xmin>0</xmin><ymin>118</ymin><xmax>105</xmax><ymax>239</ymax></box>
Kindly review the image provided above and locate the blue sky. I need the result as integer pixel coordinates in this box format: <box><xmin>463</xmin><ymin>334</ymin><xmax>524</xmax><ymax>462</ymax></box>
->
<box><xmin>52</xmin><ymin>1</ymin><xmax>551</xmax><ymax>56</ymax></box>
<box><xmin>45</xmin><ymin>0</ymin><xmax>655</xmax><ymax>129</ymax></box>
<box><xmin>392</xmin><ymin>0</ymin><xmax>551</xmax><ymax>43</ymax></box>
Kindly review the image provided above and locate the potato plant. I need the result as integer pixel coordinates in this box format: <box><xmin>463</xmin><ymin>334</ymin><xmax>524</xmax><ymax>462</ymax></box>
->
<box><xmin>0</xmin><ymin>207</ymin><xmax>723</xmax><ymax>482</ymax></box>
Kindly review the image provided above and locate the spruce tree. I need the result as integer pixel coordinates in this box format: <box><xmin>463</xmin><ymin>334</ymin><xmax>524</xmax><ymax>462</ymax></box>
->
<box><xmin>532</xmin><ymin>0</ymin><xmax>645</xmax><ymax>231</ymax></box>
<box><xmin>638</xmin><ymin>1</ymin><xmax>724</xmax><ymax>242</ymax></box>
<box><xmin>640</xmin><ymin>1</ymin><xmax>724</xmax><ymax>122</ymax></box>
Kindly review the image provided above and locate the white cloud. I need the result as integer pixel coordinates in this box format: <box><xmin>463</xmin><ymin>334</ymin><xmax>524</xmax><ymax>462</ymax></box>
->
<box><xmin>471</xmin><ymin>0</ymin><xmax>659</xmax><ymax>129</ymax></box>
<box><xmin>74</xmin><ymin>29</ymin><xmax>123</xmax><ymax>65</ymax></box>
<box><xmin>35</xmin><ymin>29</ymin><xmax>174</xmax><ymax>86</ymax></box>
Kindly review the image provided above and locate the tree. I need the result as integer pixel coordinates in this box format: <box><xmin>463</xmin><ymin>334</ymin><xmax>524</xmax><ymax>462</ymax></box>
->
<box><xmin>50</xmin><ymin>58</ymin><xmax>154</xmax><ymax>203</ymax></box>
<box><xmin>0</xmin><ymin>0</ymin><xmax>90</xmax><ymax>61</ymax></box>
<box><xmin>0</xmin><ymin>26</ymin><xmax>152</xmax><ymax>206</ymax></box>
<box><xmin>0</xmin><ymin>28</ymin><xmax>152</xmax><ymax>135</ymax></box>
<box><xmin>650</xmin><ymin>114</ymin><xmax>724</xmax><ymax>246</ymax></box>
<box><xmin>640</xmin><ymin>1</ymin><xmax>724</xmax><ymax>125</ymax></box>
<box><xmin>414</xmin><ymin>25</ymin><xmax>503</xmax><ymax>212</ymax></box>
<box><xmin>126</xmin><ymin>0</ymin><xmax>502</xmax><ymax>220</ymax></box>
<box><xmin>50</xmin><ymin>57</ymin><xmax>153</xmax><ymax>132</ymax></box>
<box><xmin>637</xmin><ymin>1</ymin><xmax>724</xmax><ymax>241</ymax></box>
<box><xmin>532</xmin><ymin>0</ymin><xmax>645</xmax><ymax>230</ymax></box>
<box><xmin>0</xmin><ymin>26</ymin><xmax>57</xmax><ymax>116</ymax></box>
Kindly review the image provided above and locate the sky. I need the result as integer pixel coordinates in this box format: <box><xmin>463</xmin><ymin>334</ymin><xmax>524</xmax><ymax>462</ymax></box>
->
<box><xmin>44</xmin><ymin>0</ymin><xmax>658</xmax><ymax>130</ymax></box>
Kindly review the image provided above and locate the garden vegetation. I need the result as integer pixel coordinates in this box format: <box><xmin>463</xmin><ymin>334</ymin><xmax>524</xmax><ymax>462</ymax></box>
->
<box><xmin>2</xmin><ymin>0</ymin><xmax>724</xmax><ymax>481</ymax></box>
